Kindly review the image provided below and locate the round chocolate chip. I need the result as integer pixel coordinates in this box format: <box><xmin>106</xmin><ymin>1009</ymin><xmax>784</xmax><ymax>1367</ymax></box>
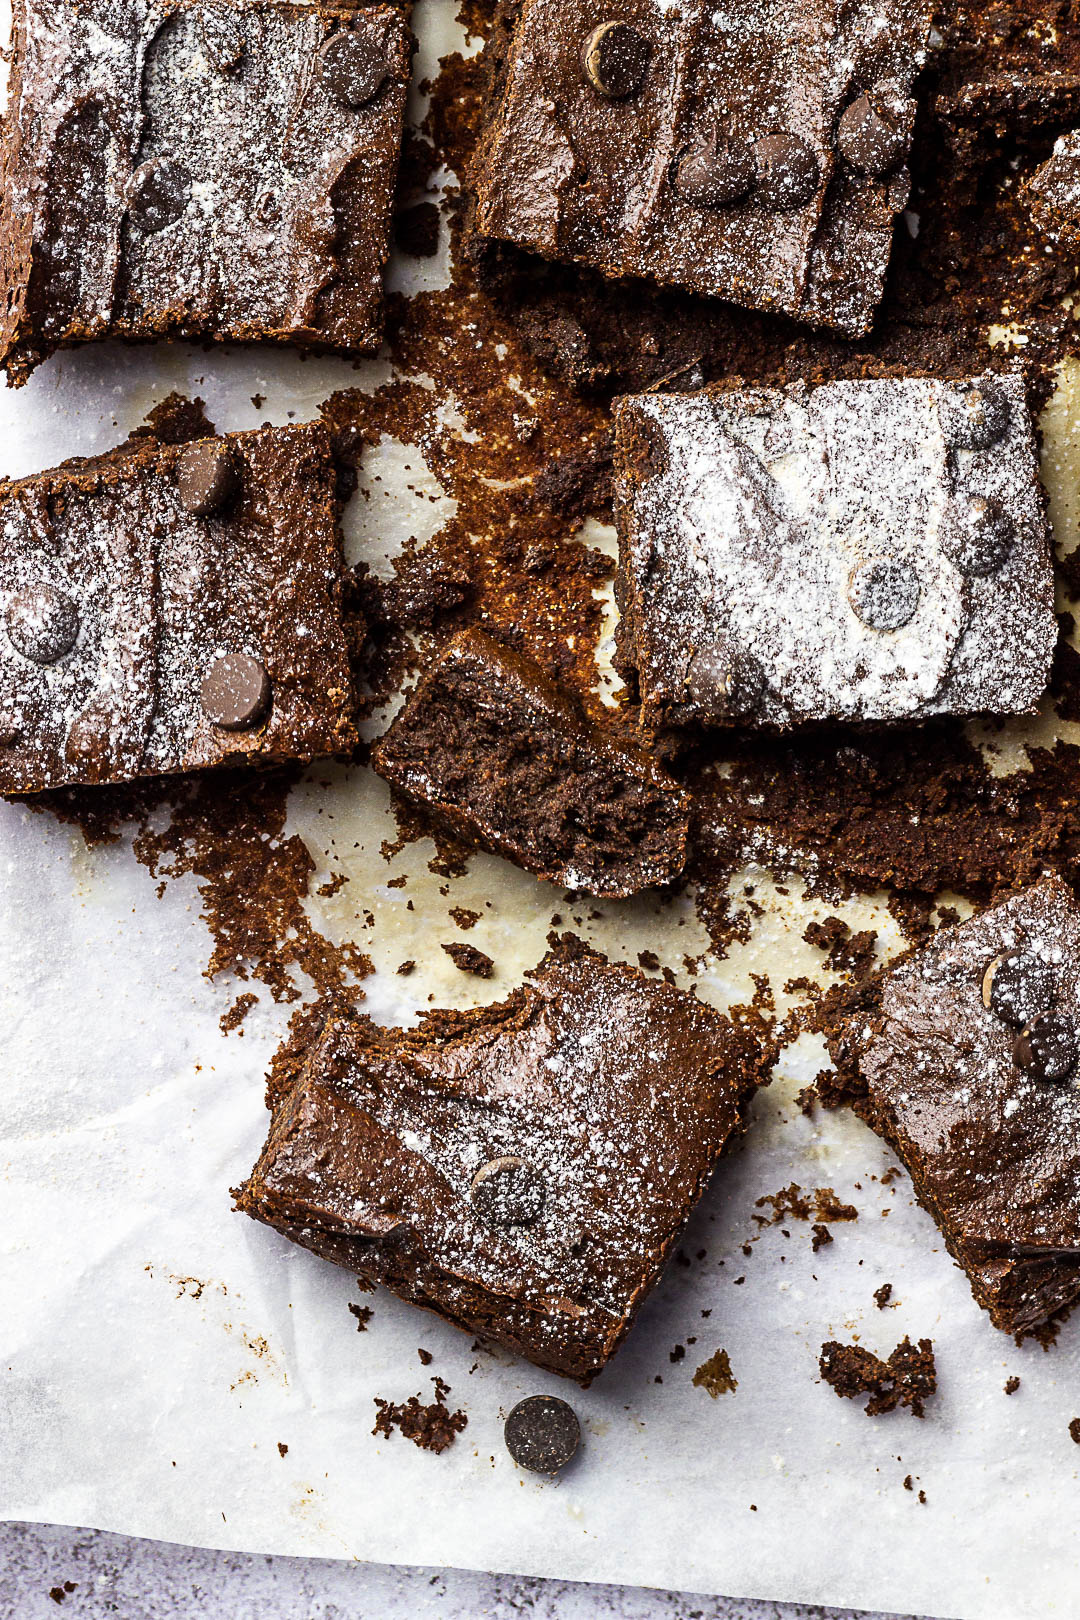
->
<box><xmin>938</xmin><ymin>381</ymin><xmax>1011</xmax><ymax>450</ymax></box>
<box><xmin>835</xmin><ymin>92</ymin><xmax>907</xmax><ymax>175</ymax></box>
<box><xmin>504</xmin><ymin>1395</ymin><xmax>581</xmax><ymax>1474</ymax></box>
<box><xmin>752</xmin><ymin>132</ymin><xmax>821</xmax><ymax>211</ymax></box>
<box><xmin>981</xmin><ymin>950</ymin><xmax>1057</xmax><ymax>1028</ymax></box>
<box><xmin>5</xmin><ymin>584</ymin><xmax>80</xmax><ymax>664</ymax></box>
<box><xmin>1013</xmin><ymin>1010</ymin><xmax>1078</xmax><ymax>1082</ymax></box>
<box><xmin>199</xmin><ymin>9</ymin><xmax>244</xmax><ymax>70</ymax></box>
<box><xmin>673</xmin><ymin>134</ymin><xmax>755</xmax><ymax>208</ymax></box>
<box><xmin>129</xmin><ymin>154</ymin><xmax>192</xmax><ymax>233</ymax></box>
<box><xmin>319</xmin><ymin>30</ymin><xmax>389</xmax><ymax>108</ymax></box>
<box><xmin>847</xmin><ymin>557</ymin><xmax>921</xmax><ymax>631</ymax></box>
<box><xmin>581</xmin><ymin>20</ymin><xmax>651</xmax><ymax>100</ymax></box>
<box><xmin>200</xmin><ymin>653</ymin><xmax>271</xmax><ymax>731</ymax></box>
<box><xmin>470</xmin><ymin>1157</ymin><xmax>545</xmax><ymax>1226</ymax></box>
<box><xmin>686</xmin><ymin>645</ymin><xmax>764</xmax><ymax>723</ymax></box>
<box><xmin>177</xmin><ymin>440</ymin><xmax>241</xmax><ymax>517</ymax></box>
<box><xmin>939</xmin><ymin>494</ymin><xmax>1014</xmax><ymax>577</ymax></box>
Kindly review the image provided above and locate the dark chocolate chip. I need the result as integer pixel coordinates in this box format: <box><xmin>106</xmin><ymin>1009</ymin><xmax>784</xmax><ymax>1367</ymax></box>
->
<box><xmin>178</xmin><ymin>440</ymin><xmax>241</xmax><ymax>517</ymax></box>
<box><xmin>1013</xmin><ymin>1011</ymin><xmax>1078</xmax><ymax>1082</ymax></box>
<box><xmin>470</xmin><ymin>1157</ymin><xmax>545</xmax><ymax>1226</ymax></box>
<box><xmin>752</xmin><ymin>133</ymin><xmax>820</xmax><ymax>210</ymax></box>
<box><xmin>581</xmin><ymin>21</ymin><xmax>651</xmax><ymax>100</ymax></box>
<box><xmin>673</xmin><ymin>134</ymin><xmax>755</xmax><ymax>208</ymax></box>
<box><xmin>319</xmin><ymin>30</ymin><xmax>389</xmax><ymax>108</ymax></box>
<box><xmin>835</xmin><ymin>93</ymin><xmax>907</xmax><ymax>175</ymax></box>
<box><xmin>128</xmin><ymin>155</ymin><xmax>191</xmax><ymax>233</ymax></box>
<box><xmin>982</xmin><ymin>950</ymin><xmax>1057</xmax><ymax>1028</ymax></box>
<box><xmin>938</xmin><ymin>381</ymin><xmax>1011</xmax><ymax>450</ymax></box>
<box><xmin>200</xmin><ymin>654</ymin><xmax>271</xmax><ymax>731</ymax></box>
<box><xmin>5</xmin><ymin>584</ymin><xmax>80</xmax><ymax>664</ymax></box>
<box><xmin>939</xmin><ymin>494</ymin><xmax>1014</xmax><ymax>577</ymax></box>
<box><xmin>0</xmin><ymin>713</ymin><xmax>19</xmax><ymax>746</ymax></box>
<box><xmin>686</xmin><ymin>645</ymin><xmax>764</xmax><ymax>723</ymax></box>
<box><xmin>504</xmin><ymin>1395</ymin><xmax>581</xmax><ymax>1474</ymax></box>
<box><xmin>199</xmin><ymin>9</ymin><xmax>244</xmax><ymax>71</ymax></box>
<box><xmin>847</xmin><ymin>558</ymin><xmax>921</xmax><ymax>632</ymax></box>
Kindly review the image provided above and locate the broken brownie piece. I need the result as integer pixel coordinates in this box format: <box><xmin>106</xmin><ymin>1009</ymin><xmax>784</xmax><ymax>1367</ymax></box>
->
<box><xmin>613</xmin><ymin>374</ymin><xmax>1056</xmax><ymax>734</ymax></box>
<box><xmin>371</xmin><ymin>628</ymin><xmax>691</xmax><ymax>897</ymax></box>
<box><xmin>472</xmin><ymin>0</ymin><xmax>932</xmax><ymax>337</ymax></box>
<box><xmin>852</xmin><ymin>877</ymin><xmax>1080</xmax><ymax>1338</ymax></box>
<box><xmin>819</xmin><ymin>1336</ymin><xmax>936</xmax><ymax>1417</ymax></box>
<box><xmin>0</xmin><ymin>0</ymin><xmax>411</xmax><ymax>384</ymax></box>
<box><xmin>235</xmin><ymin>943</ymin><xmax>765</xmax><ymax>1382</ymax></box>
<box><xmin>0</xmin><ymin>422</ymin><xmax>356</xmax><ymax>792</ymax></box>
<box><xmin>1028</xmin><ymin>130</ymin><xmax>1080</xmax><ymax>248</ymax></box>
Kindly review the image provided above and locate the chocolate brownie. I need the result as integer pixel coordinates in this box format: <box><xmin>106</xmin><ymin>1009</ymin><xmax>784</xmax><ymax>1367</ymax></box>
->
<box><xmin>613</xmin><ymin>373</ymin><xmax>1056</xmax><ymax>734</ymax></box>
<box><xmin>1027</xmin><ymin>130</ymin><xmax>1080</xmax><ymax>248</ymax></box>
<box><xmin>471</xmin><ymin>0</ymin><xmax>932</xmax><ymax>337</ymax></box>
<box><xmin>852</xmin><ymin>877</ymin><xmax>1080</xmax><ymax>1338</ymax></box>
<box><xmin>371</xmin><ymin>628</ymin><xmax>691</xmax><ymax>897</ymax></box>
<box><xmin>0</xmin><ymin>422</ymin><xmax>356</xmax><ymax>792</ymax></box>
<box><xmin>235</xmin><ymin>943</ymin><xmax>765</xmax><ymax>1382</ymax></box>
<box><xmin>0</xmin><ymin>0</ymin><xmax>411</xmax><ymax>385</ymax></box>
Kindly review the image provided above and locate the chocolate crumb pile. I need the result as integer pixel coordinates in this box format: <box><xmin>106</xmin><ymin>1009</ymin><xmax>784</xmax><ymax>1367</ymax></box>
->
<box><xmin>372</xmin><ymin>1377</ymin><xmax>468</xmax><ymax>1455</ymax></box>
<box><xmin>819</xmin><ymin>1337</ymin><xmax>938</xmax><ymax>1418</ymax></box>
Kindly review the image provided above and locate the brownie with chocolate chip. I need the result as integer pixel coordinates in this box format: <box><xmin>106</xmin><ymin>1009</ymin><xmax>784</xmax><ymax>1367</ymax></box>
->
<box><xmin>0</xmin><ymin>421</ymin><xmax>356</xmax><ymax>792</ymax></box>
<box><xmin>0</xmin><ymin>0</ymin><xmax>411</xmax><ymax>384</ymax></box>
<box><xmin>471</xmin><ymin>0</ymin><xmax>933</xmax><ymax>337</ymax></box>
<box><xmin>851</xmin><ymin>877</ymin><xmax>1080</xmax><ymax>1338</ymax></box>
<box><xmin>235</xmin><ymin>941</ymin><xmax>765</xmax><ymax>1382</ymax></box>
<box><xmin>612</xmin><ymin>373</ymin><xmax>1056</xmax><ymax>736</ymax></box>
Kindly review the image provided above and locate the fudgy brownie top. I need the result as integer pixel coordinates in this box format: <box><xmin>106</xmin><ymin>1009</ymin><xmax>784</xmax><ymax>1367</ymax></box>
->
<box><xmin>472</xmin><ymin>0</ymin><xmax>933</xmax><ymax>336</ymax></box>
<box><xmin>614</xmin><ymin>372</ymin><xmax>1056</xmax><ymax>731</ymax></box>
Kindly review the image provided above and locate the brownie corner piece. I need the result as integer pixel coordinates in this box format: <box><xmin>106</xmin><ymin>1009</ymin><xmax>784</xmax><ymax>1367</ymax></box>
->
<box><xmin>236</xmin><ymin>946</ymin><xmax>766</xmax><ymax>1382</ymax></box>
<box><xmin>0</xmin><ymin>0</ymin><xmax>411</xmax><ymax>383</ymax></box>
<box><xmin>853</xmin><ymin>875</ymin><xmax>1080</xmax><ymax>1338</ymax></box>
<box><xmin>370</xmin><ymin>627</ymin><xmax>690</xmax><ymax>897</ymax></box>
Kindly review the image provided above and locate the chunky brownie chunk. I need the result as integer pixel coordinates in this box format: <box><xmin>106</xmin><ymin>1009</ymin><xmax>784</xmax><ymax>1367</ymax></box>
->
<box><xmin>0</xmin><ymin>0</ymin><xmax>410</xmax><ymax>384</ymax></box>
<box><xmin>371</xmin><ymin>628</ymin><xmax>690</xmax><ymax>897</ymax></box>
<box><xmin>613</xmin><ymin>374</ymin><xmax>1056</xmax><ymax>734</ymax></box>
<box><xmin>472</xmin><ymin>0</ymin><xmax>932</xmax><ymax>337</ymax></box>
<box><xmin>1028</xmin><ymin>131</ymin><xmax>1080</xmax><ymax>247</ymax></box>
<box><xmin>235</xmin><ymin>944</ymin><xmax>765</xmax><ymax>1382</ymax></box>
<box><xmin>0</xmin><ymin>422</ymin><xmax>356</xmax><ymax>792</ymax></box>
<box><xmin>853</xmin><ymin>878</ymin><xmax>1080</xmax><ymax>1338</ymax></box>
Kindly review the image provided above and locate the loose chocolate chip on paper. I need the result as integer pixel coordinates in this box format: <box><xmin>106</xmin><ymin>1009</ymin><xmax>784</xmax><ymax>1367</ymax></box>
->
<box><xmin>582</xmin><ymin>21</ymin><xmax>651</xmax><ymax>100</ymax></box>
<box><xmin>5</xmin><ymin>583</ymin><xmax>80</xmax><ymax>664</ymax></box>
<box><xmin>319</xmin><ymin>30</ymin><xmax>389</xmax><ymax>108</ymax></box>
<box><xmin>201</xmin><ymin>654</ymin><xmax>272</xmax><ymax>731</ymax></box>
<box><xmin>504</xmin><ymin>1395</ymin><xmax>581</xmax><ymax>1473</ymax></box>
<box><xmin>981</xmin><ymin>950</ymin><xmax>1056</xmax><ymax>1028</ymax></box>
<box><xmin>1013</xmin><ymin>1011</ymin><xmax>1078</xmax><ymax>1081</ymax></box>
<box><xmin>470</xmin><ymin>1157</ymin><xmax>546</xmax><ymax>1226</ymax></box>
<box><xmin>178</xmin><ymin>440</ymin><xmax>241</xmax><ymax>516</ymax></box>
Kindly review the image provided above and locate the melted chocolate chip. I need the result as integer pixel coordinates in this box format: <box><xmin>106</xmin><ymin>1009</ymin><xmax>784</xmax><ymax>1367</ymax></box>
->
<box><xmin>686</xmin><ymin>645</ymin><xmax>764</xmax><ymax>723</ymax></box>
<box><xmin>752</xmin><ymin>133</ymin><xmax>821</xmax><ymax>211</ymax></box>
<box><xmin>319</xmin><ymin>30</ymin><xmax>389</xmax><ymax>108</ymax></box>
<box><xmin>470</xmin><ymin>1157</ymin><xmax>545</xmax><ymax>1226</ymax></box>
<box><xmin>939</xmin><ymin>494</ymin><xmax>1014</xmax><ymax>577</ymax></box>
<box><xmin>981</xmin><ymin>950</ymin><xmax>1057</xmax><ymax>1028</ymax></box>
<box><xmin>5</xmin><ymin>583</ymin><xmax>80</xmax><ymax>663</ymax></box>
<box><xmin>674</xmin><ymin>134</ymin><xmax>755</xmax><ymax>208</ymax></box>
<box><xmin>504</xmin><ymin>1395</ymin><xmax>581</xmax><ymax>1473</ymax></box>
<box><xmin>178</xmin><ymin>440</ymin><xmax>241</xmax><ymax>517</ymax></box>
<box><xmin>200</xmin><ymin>653</ymin><xmax>271</xmax><ymax>731</ymax></box>
<box><xmin>128</xmin><ymin>155</ymin><xmax>192</xmax><ymax>233</ymax></box>
<box><xmin>1013</xmin><ymin>1011</ymin><xmax>1079</xmax><ymax>1082</ymax></box>
<box><xmin>847</xmin><ymin>557</ymin><xmax>921</xmax><ymax>632</ymax></box>
<box><xmin>581</xmin><ymin>21</ymin><xmax>651</xmax><ymax>100</ymax></box>
<box><xmin>938</xmin><ymin>381</ymin><xmax>1011</xmax><ymax>450</ymax></box>
<box><xmin>835</xmin><ymin>93</ymin><xmax>907</xmax><ymax>175</ymax></box>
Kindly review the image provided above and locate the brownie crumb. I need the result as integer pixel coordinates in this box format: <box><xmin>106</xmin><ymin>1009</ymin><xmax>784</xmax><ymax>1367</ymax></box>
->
<box><xmin>1069</xmin><ymin>1417</ymin><xmax>1080</xmax><ymax>1445</ymax></box>
<box><xmin>449</xmin><ymin>906</ymin><xmax>481</xmax><ymax>930</ymax></box>
<box><xmin>442</xmin><ymin>941</ymin><xmax>495</xmax><ymax>978</ymax></box>
<box><xmin>219</xmin><ymin>992</ymin><xmax>258</xmax><ymax>1035</ymax></box>
<box><xmin>903</xmin><ymin>1474</ymin><xmax>913</xmax><ymax>1490</ymax></box>
<box><xmin>418</xmin><ymin>1348</ymin><xmax>433</xmax><ymax>1365</ymax></box>
<box><xmin>692</xmin><ymin>1348</ymin><xmax>738</xmax><ymax>1398</ymax></box>
<box><xmin>277</xmin><ymin>1442</ymin><xmax>288</xmax><ymax>1458</ymax></box>
<box><xmin>819</xmin><ymin>1337</ymin><xmax>936</xmax><ymax>1418</ymax></box>
<box><xmin>669</xmin><ymin>1344</ymin><xmax>686</xmax><ymax>1363</ymax></box>
<box><xmin>874</xmin><ymin>1284</ymin><xmax>894</xmax><ymax>1310</ymax></box>
<box><xmin>396</xmin><ymin>960</ymin><xmax>416</xmax><ymax>976</ymax></box>
<box><xmin>638</xmin><ymin>949</ymin><xmax>661</xmax><ymax>972</ymax></box>
<box><xmin>348</xmin><ymin>1303</ymin><xmax>373</xmax><ymax>1332</ymax></box>
<box><xmin>918</xmin><ymin>1490</ymin><xmax>927</xmax><ymax>1505</ymax></box>
<box><xmin>811</xmin><ymin>1223</ymin><xmax>833</xmax><ymax>1253</ymax></box>
<box><xmin>48</xmin><ymin>1584</ymin><xmax>77</xmax><ymax>1605</ymax></box>
<box><xmin>372</xmin><ymin>1378</ymin><xmax>468</xmax><ymax>1454</ymax></box>
<box><xmin>1004</xmin><ymin>1376</ymin><xmax>1021</xmax><ymax>1395</ymax></box>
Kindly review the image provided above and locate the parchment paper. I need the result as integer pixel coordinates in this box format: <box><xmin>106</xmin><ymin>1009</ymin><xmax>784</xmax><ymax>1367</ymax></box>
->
<box><xmin>4</xmin><ymin>6</ymin><xmax>1080</xmax><ymax>1616</ymax></box>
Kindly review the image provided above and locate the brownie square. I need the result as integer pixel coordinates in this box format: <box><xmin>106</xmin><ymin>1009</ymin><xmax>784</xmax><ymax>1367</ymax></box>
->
<box><xmin>0</xmin><ymin>421</ymin><xmax>357</xmax><ymax>791</ymax></box>
<box><xmin>472</xmin><ymin>0</ymin><xmax>933</xmax><ymax>337</ymax></box>
<box><xmin>613</xmin><ymin>374</ymin><xmax>1057</xmax><ymax>734</ymax></box>
<box><xmin>236</xmin><ymin>944</ymin><xmax>765</xmax><ymax>1382</ymax></box>
<box><xmin>854</xmin><ymin>877</ymin><xmax>1080</xmax><ymax>1338</ymax></box>
<box><xmin>0</xmin><ymin>0</ymin><xmax>411</xmax><ymax>384</ymax></box>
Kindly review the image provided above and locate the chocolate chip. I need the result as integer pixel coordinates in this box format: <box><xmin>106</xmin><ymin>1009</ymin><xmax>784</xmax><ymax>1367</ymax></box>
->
<box><xmin>470</xmin><ymin>1157</ymin><xmax>545</xmax><ymax>1226</ymax></box>
<box><xmin>0</xmin><ymin>713</ymin><xmax>19</xmax><ymax>746</ymax></box>
<box><xmin>938</xmin><ymin>381</ymin><xmax>1011</xmax><ymax>450</ymax></box>
<box><xmin>982</xmin><ymin>950</ymin><xmax>1057</xmax><ymax>1028</ymax></box>
<box><xmin>504</xmin><ymin>1395</ymin><xmax>581</xmax><ymax>1474</ymax></box>
<box><xmin>686</xmin><ymin>645</ymin><xmax>764</xmax><ymax>723</ymax></box>
<box><xmin>1013</xmin><ymin>1011</ymin><xmax>1078</xmax><ymax>1082</ymax></box>
<box><xmin>178</xmin><ymin>440</ymin><xmax>241</xmax><ymax>517</ymax></box>
<box><xmin>128</xmin><ymin>155</ymin><xmax>191</xmax><ymax>233</ymax></box>
<box><xmin>836</xmin><ymin>93</ymin><xmax>907</xmax><ymax>175</ymax></box>
<box><xmin>200</xmin><ymin>653</ymin><xmax>271</xmax><ymax>731</ymax></box>
<box><xmin>847</xmin><ymin>558</ymin><xmax>921</xmax><ymax>632</ymax></box>
<box><xmin>199</xmin><ymin>9</ymin><xmax>244</xmax><ymax>71</ymax></box>
<box><xmin>319</xmin><ymin>30</ymin><xmax>389</xmax><ymax>108</ymax></box>
<box><xmin>673</xmin><ymin>134</ymin><xmax>755</xmax><ymax>208</ymax></box>
<box><xmin>752</xmin><ymin>133</ymin><xmax>821</xmax><ymax>210</ymax></box>
<box><xmin>581</xmin><ymin>21</ymin><xmax>651</xmax><ymax>100</ymax></box>
<box><xmin>940</xmin><ymin>494</ymin><xmax>1014</xmax><ymax>577</ymax></box>
<box><xmin>5</xmin><ymin>584</ymin><xmax>80</xmax><ymax>663</ymax></box>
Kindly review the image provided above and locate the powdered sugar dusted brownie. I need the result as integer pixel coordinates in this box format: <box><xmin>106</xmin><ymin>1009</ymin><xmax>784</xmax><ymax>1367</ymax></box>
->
<box><xmin>0</xmin><ymin>422</ymin><xmax>357</xmax><ymax>792</ymax></box>
<box><xmin>852</xmin><ymin>877</ymin><xmax>1080</xmax><ymax>1338</ymax></box>
<box><xmin>472</xmin><ymin>0</ymin><xmax>932</xmax><ymax>337</ymax></box>
<box><xmin>235</xmin><ymin>943</ymin><xmax>765</xmax><ymax>1382</ymax></box>
<box><xmin>0</xmin><ymin>0</ymin><xmax>411</xmax><ymax>384</ymax></box>
<box><xmin>613</xmin><ymin>373</ymin><xmax>1056</xmax><ymax>733</ymax></box>
<box><xmin>1028</xmin><ymin>130</ymin><xmax>1080</xmax><ymax>247</ymax></box>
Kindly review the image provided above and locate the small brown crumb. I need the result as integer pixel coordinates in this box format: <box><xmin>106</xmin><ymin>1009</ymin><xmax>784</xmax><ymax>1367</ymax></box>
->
<box><xmin>669</xmin><ymin>1344</ymin><xmax>686</xmax><ymax>1363</ymax></box>
<box><xmin>819</xmin><ymin>1336</ymin><xmax>936</xmax><ymax>1418</ymax></box>
<box><xmin>637</xmin><ymin>949</ymin><xmax>661</xmax><ymax>971</ymax></box>
<box><xmin>442</xmin><ymin>941</ymin><xmax>495</xmax><ymax>978</ymax></box>
<box><xmin>348</xmin><ymin>1302</ymin><xmax>373</xmax><ymax>1332</ymax></box>
<box><xmin>418</xmin><ymin>1347</ymin><xmax>433</xmax><ymax>1365</ymax></box>
<box><xmin>219</xmin><ymin>992</ymin><xmax>258</xmax><ymax>1034</ymax></box>
<box><xmin>277</xmin><ymin>1442</ymin><xmax>288</xmax><ymax>1458</ymax></box>
<box><xmin>874</xmin><ymin>1283</ymin><xmax>893</xmax><ymax>1309</ymax></box>
<box><xmin>796</xmin><ymin>1084</ymin><xmax>818</xmax><ymax>1116</ymax></box>
<box><xmin>372</xmin><ymin>1377</ymin><xmax>467</xmax><ymax>1455</ymax></box>
<box><xmin>1004</xmin><ymin>1376</ymin><xmax>1021</xmax><ymax>1395</ymax></box>
<box><xmin>811</xmin><ymin>1223</ymin><xmax>832</xmax><ymax>1252</ymax></box>
<box><xmin>692</xmin><ymin>1348</ymin><xmax>738</xmax><ymax>1398</ymax></box>
<box><xmin>903</xmin><ymin>1474</ymin><xmax>913</xmax><ymax>1490</ymax></box>
<box><xmin>250</xmin><ymin>393</ymin><xmax>265</xmax><ymax>410</ymax></box>
<box><xmin>449</xmin><ymin>905</ymin><xmax>481</xmax><ymax>930</ymax></box>
<box><xmin>918</xmin><ymin>1489</ymin><xmax>927</xmax><ymax>1504</ymax></box>
<box><xmin>1069</xmin><ymin>1417</ymin><xmax>1080</xmax><ymax>1445</ymax></box>
<box><xmin>396</xmin><ymin>960</ymin><xmax>416</xmax><ymax>976</ymax></box>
